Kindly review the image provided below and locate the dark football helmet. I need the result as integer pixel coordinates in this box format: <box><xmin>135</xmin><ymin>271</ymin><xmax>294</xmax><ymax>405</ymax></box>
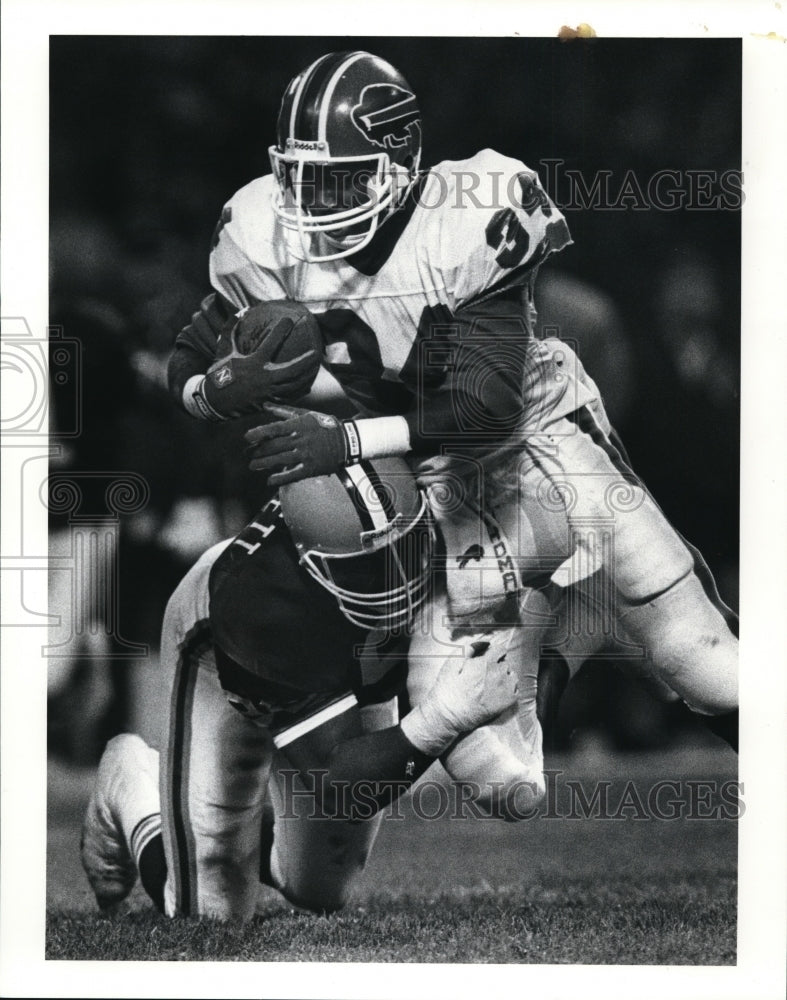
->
<box><xmin>279</xmin><ymin>457</ymin><xmax>433</xmax><ymax>630</ymax></box>
<box><xmin>269</xmin><ymin>51</ymin><xmax>422</xmax><ymax>262</ymax></box>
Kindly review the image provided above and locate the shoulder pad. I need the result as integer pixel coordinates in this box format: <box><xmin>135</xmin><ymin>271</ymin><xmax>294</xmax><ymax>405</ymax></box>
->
<box><xmin>212</xmin><ymin>175</ymin><xmax>277</xmax><ymax>263</ymax></box>
<box><xmin>209</xmin><ymin>175</ymin><xmax>291</xmax><ymax>307</ymax></box>
<box><xmin>418</xmin><ymin>149</ymin><xmax>570</xmax><ymax>308</ymax></box>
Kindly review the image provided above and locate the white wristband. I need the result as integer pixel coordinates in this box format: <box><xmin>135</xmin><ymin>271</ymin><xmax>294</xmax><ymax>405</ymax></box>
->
<box><xmin>183</xmin><ymin>374</ymin><xmax>224</xmax><ymax>421</ymax></box>
<box><xmin>348</xmin><ymin>416</ymin><xmax>411</xmax><ymax>459</ymax></box>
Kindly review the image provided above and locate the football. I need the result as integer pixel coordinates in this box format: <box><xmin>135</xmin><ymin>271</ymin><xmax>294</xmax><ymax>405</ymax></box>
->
<box><xmin>204</xmin><ymin>299</ymin><xmax>322</xmax><ymax>415</ymax></box>
<box><xmin>233</xmin><ymin>300</ymin><xmax>322</xmax><ymax>373</ymax></box>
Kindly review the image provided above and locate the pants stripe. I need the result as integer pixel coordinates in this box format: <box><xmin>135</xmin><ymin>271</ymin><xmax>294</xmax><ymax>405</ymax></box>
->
<box><xmin>167</xmin><ymin>620</ymin><xmax>211</xmax><ymax>916</ymax></box>
<box><xmin>568</xmin><ymin>406</ymin><xmax>738</xmax><ymax>631</ymax></box>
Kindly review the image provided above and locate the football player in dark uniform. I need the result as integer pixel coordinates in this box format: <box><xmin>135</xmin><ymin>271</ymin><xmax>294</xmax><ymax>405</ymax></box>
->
<box><xmin>81</xmin><ymin>460</ymin><xmax>526</xmax><ymax>921</ymax></box>
<box><xmin>167</xmin><ymin>52</ymin><xmax>738</xmax><ymax>789</ymax></box>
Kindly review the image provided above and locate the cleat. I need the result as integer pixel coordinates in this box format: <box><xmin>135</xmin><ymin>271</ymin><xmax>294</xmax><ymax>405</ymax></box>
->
<box><xmin>80</xmin><ymin>733</ymin><xmax>158</xmax><ymax>911</ymax></box>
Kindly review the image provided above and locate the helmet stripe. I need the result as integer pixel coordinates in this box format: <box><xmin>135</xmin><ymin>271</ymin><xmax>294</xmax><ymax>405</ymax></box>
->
<box><xmin>289</xmin><ymin>52</ymin><xmax>335</xmax><ymax>139</ymax></box>
<box><xmin>359</xmin><ymin>460</ymin><xmax>398</xmax><ymax>523</ymax></box>
<box><xmin>317</xmin><ymin>51</ymin><xmax>368</xmax><ymax>143</ymax></box>
<box><xmin>292</xmin><ymin>51</ymin><xmax>354</xmax><ymax>140</ymax></box>
<box><xmin>337</xmin><ymin>468</ymin><xmax>375</xmax><ymax>533</ymax></box>
<box><xmin>344</xmin><ymin>464</ymin><xmax>390</xmax><ymax>532</ymax></box>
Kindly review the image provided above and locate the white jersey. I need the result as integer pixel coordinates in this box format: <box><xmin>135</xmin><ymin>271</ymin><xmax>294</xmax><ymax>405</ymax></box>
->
<box><xmin>208</xmin><ymin>148</ymin><xmax>605</xmax><ymax>618</ymax></box>
<box><xmin>209</xmin><ymin>149</ymin><xmax>595</xmax><ymax>425</ymax></box>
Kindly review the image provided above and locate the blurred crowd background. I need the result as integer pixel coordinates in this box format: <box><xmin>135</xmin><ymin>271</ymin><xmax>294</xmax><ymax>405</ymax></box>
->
<box><xmin>48</xmin><ymin>37</ymin><xmax>740</xmax><ymax>761</ymax></box>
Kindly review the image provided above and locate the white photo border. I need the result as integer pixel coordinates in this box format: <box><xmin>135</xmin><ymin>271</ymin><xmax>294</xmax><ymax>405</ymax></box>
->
<box><xmin>2</xmin><ymin>1</ymin><xmax>786</xmax><ymax>998</ymax></box>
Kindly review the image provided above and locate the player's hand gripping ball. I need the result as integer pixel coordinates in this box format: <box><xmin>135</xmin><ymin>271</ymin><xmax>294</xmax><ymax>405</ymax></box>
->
<box><xmin>203</xmin><ymin>300</ymin><xmax>322</xmax><ymax>418</ymax></box>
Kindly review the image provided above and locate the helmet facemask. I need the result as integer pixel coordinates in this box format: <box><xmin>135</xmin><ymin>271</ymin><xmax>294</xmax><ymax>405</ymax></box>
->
<box><xmin>269</xmin><ymin>50</ymin><xmax>423</xmax><ymax>263</ymax></box>
<box><xmin>297</xmin><ymin>493</ymin><xmax>434</xmax><ymax>630</ymax></box>
<box><xmin>269</xmin><ymin>140</ymin><xmax>418</xmax><ymax>262</ymax></box>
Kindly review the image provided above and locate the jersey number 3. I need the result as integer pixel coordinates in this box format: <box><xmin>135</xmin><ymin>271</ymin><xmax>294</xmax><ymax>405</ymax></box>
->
<box><xmin>485</xmin><ymin>209</ymin><xmax>531</xmax><ymax>269</ymax></box>
<box><xmin>485</xmin><ymin>173</ymin><xmax>553</xmax><ymax>270</ymax></box>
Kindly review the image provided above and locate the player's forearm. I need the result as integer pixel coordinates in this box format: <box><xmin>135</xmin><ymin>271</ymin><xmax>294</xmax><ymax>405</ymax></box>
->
<box><xmin>168</xmin><ymin>349</ymin><xmax>231</xmax><ymax>422</ymax></box>
<box><xmin>406</xmin><ymin>379</ymin><xmax>524</xmax><ymax>453</ymax></box>
<box><xmin>168</xmin><ymin>345</ymin><xmax>210</xmax><ymax>409</ymax></box>
<box><xmin>330</xmin><ymin>365</ymin><xmax>525</xmax><ymax>465</ymax></box>
<box><xmin>312</xmin><ymin>635</ymin><xmax>521</xmax><ymax>819</ymax></box>
<box><xmin>349</xmin><ymin>328</ymin><xmax>528</xmax><ymax>459</ymax></box>
<box><xmin>341</xmin><ymin>379</ymin><xmax>525</xmax><ymax>462</ymax></box>
<box><xmin>167</xmin><ymin>292</ymin><xmax>236</xmax><ymax>415</ymax></box>
<box><xmin>318</xmin><ymin>724</ymin><xmax>432</xmax><ymax>818</ymax></box>
<box><xmin>334</xmin><ymin>296</ymin><xmax>532</xmax><ymax>461</ymax></box>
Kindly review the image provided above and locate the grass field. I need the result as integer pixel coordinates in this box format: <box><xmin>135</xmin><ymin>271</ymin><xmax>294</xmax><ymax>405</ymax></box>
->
<box><xmin>46</xmin><ymin>741</ymin><xmax>737</xmax><ymax>964</ymax></box>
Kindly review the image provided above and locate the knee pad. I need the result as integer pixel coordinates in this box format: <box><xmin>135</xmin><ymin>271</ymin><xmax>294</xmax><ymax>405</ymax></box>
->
<box><xmin>617</xmin><ymin>572</ymin><xmax>738</xmax><ymax>714</ymax></box>
<box><xmin>269</xmin><ymin>825</ymin><xmax>372</xmax><ymax>915</ymax></box>
<box><xmin>271</xmin><ymin>870</ymin><xmax>350</xmax><ymax>914</ymax></box>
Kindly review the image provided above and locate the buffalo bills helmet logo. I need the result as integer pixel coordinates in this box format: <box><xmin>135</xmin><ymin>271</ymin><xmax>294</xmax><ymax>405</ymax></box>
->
<box><xmin>457</xmin><ymin>544</ymin><xmax>485</xmax><ymax>570</ymax></box>
<box><xmin>351</xmin><ymin>84</ymin><xmax>421</xmax><ymax>151</ymax></box>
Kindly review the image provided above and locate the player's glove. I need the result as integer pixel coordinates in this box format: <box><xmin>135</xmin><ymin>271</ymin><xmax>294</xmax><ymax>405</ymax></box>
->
<box><xmin>197</xmin><ymin>304</ymin><xmax>321</xmax><ymax>420</ymax></box>
<box><xmin>245</xmin><ymin>403</ymin><xmax>359</xmax><ymax>485</ymax></box>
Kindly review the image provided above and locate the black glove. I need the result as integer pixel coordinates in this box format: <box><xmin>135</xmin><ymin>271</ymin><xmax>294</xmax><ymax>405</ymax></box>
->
<box><xmin>245</xmin><ymin>404</ymin><xmax>355</xmax><ymax>485</ymax></box>
<box><xmin>200</xmin><ymin>304</ymin><xmax>321</xmax><ymax>419</ymax></box>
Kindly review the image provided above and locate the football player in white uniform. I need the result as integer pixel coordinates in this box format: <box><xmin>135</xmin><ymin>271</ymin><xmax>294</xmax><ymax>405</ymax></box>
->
<box><xmin>81</xmin><ymin>460</ymin><xmax>532</xmax><ymax>921</ymax></box>
<box><xmin>168</xmin><ymin>51</ymin><xmax>738</xmax><ymax>780</ymax></box>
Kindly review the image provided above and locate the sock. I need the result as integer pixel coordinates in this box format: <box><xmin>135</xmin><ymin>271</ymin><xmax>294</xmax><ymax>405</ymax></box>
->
<box><xmin>128</xmin><ymin>812</ymin><xmax>162</xmax><ymax>868</ymax></box>
<box><xmin>138</xmin><ymin>833</ymin><xmax>167</xmax><ymax>913</ymax></box>
<box><xmin>108</xmin><ymin>736</ymin><xmax>161</xmax><ymax>863</ymax></box>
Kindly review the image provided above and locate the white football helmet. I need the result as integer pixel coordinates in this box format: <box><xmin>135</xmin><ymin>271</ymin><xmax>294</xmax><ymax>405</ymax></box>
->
<box><xmin>269</xmin><ymin>51</ymin><xmax>422</xmax><ymax>262</ymax></box>
<box><xmin>279</xmin><ymin>457</ymin><xmax>433</xmax><ymax>630</ymax></box>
